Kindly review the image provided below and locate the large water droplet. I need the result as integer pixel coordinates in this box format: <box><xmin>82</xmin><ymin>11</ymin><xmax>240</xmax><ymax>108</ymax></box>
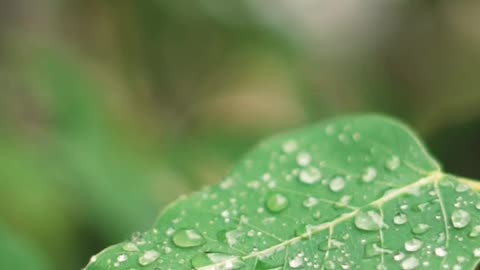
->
<box><xmin>385</xmin><ymin>156</ymin><xmax>400</xmax><ymax>171</ymax></box>
<box><xmin>329</xmin><ymin>176</ymin><xmax>346</xmax><ymax>192</ymax></box>
<box><xmin>117</xmin><ymin>254</ymin><xmax>128</xmax><ymax>263</ymax></box>
<box><xmin>297</xmin><ymin>152</ymin><xmax>311</xmax><ymax>167</ymax></box>
<box><xmin>412</xmin><ymin>224</ymin><xmax>430</xmax><ymax>235</ymax></box>
<box><xmin>469</xmin><ymin>225</ymin><xmax>480</xmax><ymax>238</ymax></box>
<box><xmin>303</xmin><ymin>196</ymin><xmax>319</xmax><ymax>208</ymax></box>
<box><xmin>404</xmin><ymin>238</ymin><xmax>423</xmax><ymax>252</ymax></box>
<box><xmin>401</xmin><ymin>257</ymin><xmax>419</xmax><ymax>269</ymax></box>
<box><xmin>393</xmin><ymin>252</ymin><xmax>405</xmax><ymax>261</ymax></box>
<box><xmin>289</xmin><ymin>255</ymin><xmax>303</xmax><ymax>268</ymax></box>
<box><xmin>172</xmin><ymin>229</ymin><xmax>206</xmax><ymax>248</ymax></box>
<box><xmin>393</xmin><ymin>213</ymin><xmax>408</xmax><ymax>225</ymax></box>
<box><xmin>282</xmin><ymin>140</ymin><xmax>298</xmax><ymax>153</ymax></box>
<box><xmin>138</xmin><ymin>250</ymin><xmax>159</xmax><ymax>266</ymax></box>
<box><xmin>434</xmin><ymin>247</ymin><xmax>447</xmax><ymax>257</ymax></box>
<box><xmin>354</xmin><ymin>210</ymin><xmax>384</xmax><ymax>231</ymax></box>
<box><xmin>299</xmin><ymin>167</ymin><xmax>322</xmax><ymax>184</ymax></box>
<box><xmin>474</xmin><ymin>248</ymin><xmax>480</xmax><ymax>258</ymax></box>
<box><xmin>122</xmin><ymin>242</ymin><xmax>139</xmax><ymax>252</ymax></box>
<box><xmin>362</xmin><ymin>167</ymin><xmax>377</xmax><ymax>183</ymax></box>
<box><xmin>451</xmin><ymin>209</ymin><xmax>471</xmax><ymax>228</ymax></box>
<box><xmin>266</xmin><ymin>193</ymin><xmax>288</xmax><ymax>213</ymax></box>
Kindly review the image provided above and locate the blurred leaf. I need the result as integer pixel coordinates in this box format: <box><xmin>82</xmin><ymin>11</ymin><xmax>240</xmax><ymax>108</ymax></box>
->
<box><xmin>0</xmin><ymin>225</ymin><xmax>51</xmax><ymax>270</ymax></box>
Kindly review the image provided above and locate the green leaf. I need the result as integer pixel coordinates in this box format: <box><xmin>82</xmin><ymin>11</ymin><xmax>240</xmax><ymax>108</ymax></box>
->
<box><xmin>85</xmin><ymin>115</ymin><xmax>480</xmax><ymax>270</ymax></box>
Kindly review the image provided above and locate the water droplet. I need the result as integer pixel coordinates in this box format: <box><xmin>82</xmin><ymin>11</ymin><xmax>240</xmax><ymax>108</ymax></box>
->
<box><xmin>289</xmin><ymin>255</ymin><xmax>303</xmax><ymax>268</ymax></box>
<box><xmin>318</xmin><ymin>239</ymin><xmax>344</xmax><ymax>251</ymax></box>
<box><xmin>412</xmin><ymin>224</ymin><xmax>430</xmax><ymax>235</ymax></box>
<box><xmin>404</xmin><ymin>238</ymin><xmax>423</xmax><ymax>252</ymax></box>
<box><xmin>354</xmin><ymin>210</ymin><xmax>385</xmax><ymax>231</ymax></box>
<box><xmin>138</xmin><ymin>250</ymin><xmax>159</xmax><ymax>266</ymax></box>
<box><xmin>469</xmin><ymin>225</ymin><xmax>480</xmax><ymax>238</ymax></box>
<box><xmin>299</xmin><ymin>167</ymin><xmax>322</xmax><ymax>184</ymax></box>
<box><xmin>122</xmin><ymin>242</ymin><xmax>139</xmax><ymax>252</ymax></box>
<box><xmin>303</xmin><ymin>196</ymin><xmax>319</xmax><ymax>208</ymax></box>
<box><xmin>393</xmin><ymin>213</ymin><xmax>408</xmax><ymax>225</ymax></box>
<box><xmin>393</xmin><ymin>252</ymin><xmax>405</xmax><ymax>261</ymax></box>
<box><xmin>455</xmin><ymin>183</ymin><xmax>469</xmax><ymax>193</ymax></box>
<box><xmin>436</xmin><ymin>232</ymin><xmax>445</xmax><ymax>243</ymax></box>
<box><xmin>329</xmin><ymin>176</ymin><xmax>346</xmax><ymax>192</ymax></box>
<box><xmin>476</xmin><ymin>202</ymin><xmax>480</xmax><ymax>210</ymax></box>
<box><xmin>89</xmin><ymin>255</ymin><xmax>97</xmax><ymax>264</ymax></box>
<box><xmin>434</xmin><ymin>247</ymin><xmax>447</xmax><ymax>257</ymax></box>
<box><xmin>282</xmin><ymin>140</ymin><xmax>298</xmax><ymax>153</ymax></box>
<box><xmin>266</xmin><ymin>193</ymin><xmax>288</xmax><ymax>213</ymax></box>
<box><xmin>365</xmin><ymin>242</ymin><xmax>392</xmax><ymax>257</ymax></box>
<box><xmin>474</xmin><ymin>248</ymin><xmax>480</xmax><ymax>258</ymax></box>
<box><xmin>117</xmin><ymin>254</ymin><xmax>128</xmax><ymax>263</ymax></box>
<box><xmin>172</xmin><ymin>229</ymin><xmax>206</xmax><ymax>248</ymax></box>
<box><xmin>451</xmin><ymin>209</ymin><xmax>471</xmax><ymax>228</ymax></box>
<box><xmin>385</xmin><ymin>156</ymin><xmax>400</xmax><ymax>171</ymax></box>
<box><xmin>192</xmin><ymin>253</ymin><xmax>244</xmax><ymax>269</ymax></box>
<box><xmin>362</xmin><ymin>167</ymin><xmax>377</xmax><ymax>183</ymax></box>
<box><xmin>413</xmin><ymin>202</ymin><xmax>430</xmax><ymax>212</ymax></box>
<box><xmin>297</xmin><ymin>152</ymin><xmax>311</xmax><ymax>167</ymax></box>
<box><xmin>401</xmin><ymin>257</ymin><xmax>419</xmax><ymax>269</ymax></box>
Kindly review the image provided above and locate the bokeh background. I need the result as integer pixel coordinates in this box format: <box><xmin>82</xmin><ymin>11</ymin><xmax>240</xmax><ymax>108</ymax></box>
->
<box><xmin>1</xmin><ymin>1</ymin><xmax>480</xmax><ymax>269</ymax></box>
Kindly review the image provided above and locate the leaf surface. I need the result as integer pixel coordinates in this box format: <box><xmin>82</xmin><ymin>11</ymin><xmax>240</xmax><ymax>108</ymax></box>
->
<box><xmin>85</xmin><ymin>115</ymin><xmax>480</xmax><ymax>270</ymax></box>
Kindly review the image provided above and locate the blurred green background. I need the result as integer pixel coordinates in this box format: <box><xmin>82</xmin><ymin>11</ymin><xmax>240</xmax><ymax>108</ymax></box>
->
<box><xmin>1</xmin><ymin>1</ymin><xmax>480</xmax><ymax>269</ymax></box>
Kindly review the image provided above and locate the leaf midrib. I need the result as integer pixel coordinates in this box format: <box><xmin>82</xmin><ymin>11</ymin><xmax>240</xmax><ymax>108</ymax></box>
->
<box><xmin>196</xmin><ymin>171</ymin><xmax>445</xmax><ymax>270</ymax></box>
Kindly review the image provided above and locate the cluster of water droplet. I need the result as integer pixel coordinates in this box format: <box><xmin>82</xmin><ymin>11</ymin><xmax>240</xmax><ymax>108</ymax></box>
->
<box><xmin>84</xmin><ymin>122</ymin><xmax>480</xmax><ymax>270</ymax></box>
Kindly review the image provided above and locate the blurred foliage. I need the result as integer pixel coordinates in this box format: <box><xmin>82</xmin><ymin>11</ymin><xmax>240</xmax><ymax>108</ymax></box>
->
<box><xmin>0</xmin><ymin>1</ymin><xmax>479</xmax><ymax>269</ymax></box>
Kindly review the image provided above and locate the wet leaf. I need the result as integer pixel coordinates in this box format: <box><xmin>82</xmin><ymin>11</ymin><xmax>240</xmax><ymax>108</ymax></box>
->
<box><xmin>85</xmin><ymin>115</ymin><xmax>480</xmax><ymax>270</ymax></box>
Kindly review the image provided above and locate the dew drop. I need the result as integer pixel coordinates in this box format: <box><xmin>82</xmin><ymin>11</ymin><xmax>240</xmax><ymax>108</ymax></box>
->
<box><xmin>385</xmin><ymin>156</ymin><xmax>400</xmax><ymax>171</ymax></box>
<box><xmin>138</xmin><ymin>250</ymin><xmax>159</xmax><ymax>266</ymax></box>
<box><xmin>354</xmin><ymin>210</ymin><xmax>384</xmax><ymax>231</ymax></box>
<box><xmin>393</xmin><ymin>213</ymin><xmax>408</xmax><ymax>225</ymax></box>
<box><xmin>393</xmin><ymin>252</ymin><xmax>405</xmax><ymax>261</ymax></box>
<box><xmin>362</xmin><ymin>167</ymin><xmax>377</xmax><ymax>183</ymax></box>
<box><xmin>451</xmin><ymin>209</ymin><xmax>471</xmax><ymax>228</ymax></box>
<box><xmin>297</xmin><ymin>152</ymin><xmax>312</xmax><ymax>167</ymax></box>
<box><xmin>299</xmin><ymin>167</ymin><xmax>322</xmax><ymax>184</ymax></box>
<box><xmin>172</xmin><ymin>229</ymin><xmax>206</xmax><ymax>248</ymax></box>
<box><xmin>318</xmin><ymin>239</ymin><xmax>344</xmax><ymax>251</ymax></box>
<box><xmin>303</xmin><ymin>196</ymin><xmax>319</xmax><ymax>208</ymax></box>
<box><xmin>412</xmin><ymin>224</ymin><xmax>430</xmax><ymax>235</ymax></box>
<box><xmin>469</xmin><ymin>225</ymin><xmax>480</xmax><ymax>238</ymax></box>
<box><xmin>329</xmin><ymin>177</ymin><xmax>346</xmax><ymax>192</ymax></box>
<box><xmin>474</xmin><ymin>248</ymin><xmax>480</xmax><ymax>258</ymax></box>
<box><xmin>266</xmin><ymin>193</ymin><xmax>288</xmax><ymax>213</ymax></box>
<box><xmin>282</xmin><ymin>140</ymin><xmax>298</xmax><ymax>153</ymax></box>
<box><xmin>89</xmin><ymin>255</ymin><xmax>97</xmax><ymax>264</ymax></box>
<box><xmin>404</xmin><ymin>238</ymin><xmax>423</xmax><ymax>252</ymax></box>
<box><xmin>455</xmin><ymin>183</ymin><xmax>469</xmax><ymax>193</ymax></box>
<box><xmin>117</xmin><ymin>254</ymin><xmax>128</xmax><ymax>263</ymax></box>
<box><xmin>289</xmin><ymin>255</ymin><xmax>303</xmax><ymax>268</ymax></box>
<box><xmin>401</xmin><ymin>257</ymin><xmax>419</xmax><ymax>269</ymax></box>
<box><xmin>122</xmin><ymin>242</ymin><xmax>139</xmax><ymax>252</ymax></box>
<box><xmin>434</xmin><ymin>247</ymin><xmax>447</xmax><ymax>257</ymax></box>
